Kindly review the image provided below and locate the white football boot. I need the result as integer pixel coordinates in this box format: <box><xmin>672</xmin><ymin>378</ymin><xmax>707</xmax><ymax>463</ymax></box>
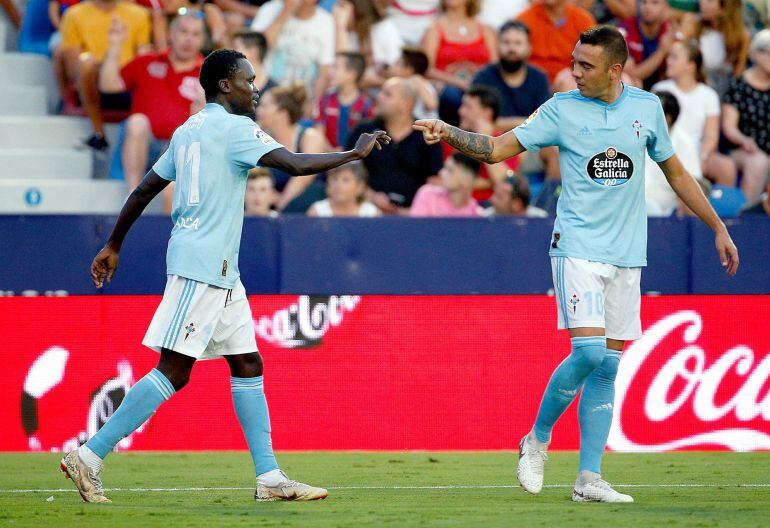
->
<box><xmin>572</xmin><ymin>477</ymin><xmax>634</xmax><ymax>503</ymax></box>
<box><xmin>255</xmin><ymin>470</ymin><xmax>328</xmax><ymax>501</ymax></box>
<box><xmin>516</xmin><ymin>434</ymin><xmax>548</xmax><ymax>494</ymax></box>
<box><xmin>60</xmin><ymin>450</ymin><xmax>111</xmax><ymax>503</ymax></box>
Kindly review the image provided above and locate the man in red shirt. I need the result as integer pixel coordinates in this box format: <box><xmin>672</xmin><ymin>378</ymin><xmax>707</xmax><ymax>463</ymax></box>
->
<box><xmin>517</xmin><ymin>0</ymin><xmax>595</xmax><ymax>82</ymax></box>
<box><xmin>100</xmin><ymin>13</ymin><xmax>205</xmax><ymax>210</ymax></box>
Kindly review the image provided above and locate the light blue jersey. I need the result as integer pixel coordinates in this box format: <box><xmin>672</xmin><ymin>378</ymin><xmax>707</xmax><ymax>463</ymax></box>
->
<box><xmin>513</xmin><ymin>85</ymin><xmax>675</xmax><ymax>267</ymax></box>
<box><xmin>152</xmin><ymin>103</ymin><xmax>282</xmax><ymax>288</ymax></box>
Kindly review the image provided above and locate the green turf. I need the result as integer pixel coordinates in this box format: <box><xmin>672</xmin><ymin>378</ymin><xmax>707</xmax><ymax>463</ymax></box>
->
<box><xmin>1</xmin><ymin>452</ymin><xmax>768</xmax><ymax>527</ymax></box>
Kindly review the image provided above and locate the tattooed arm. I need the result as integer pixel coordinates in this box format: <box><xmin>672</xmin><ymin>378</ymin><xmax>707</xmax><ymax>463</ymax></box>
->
<box><xmin>413</xmin><ymin>119</ymin><xmax>525</xmax><ymax>164</ymax></box>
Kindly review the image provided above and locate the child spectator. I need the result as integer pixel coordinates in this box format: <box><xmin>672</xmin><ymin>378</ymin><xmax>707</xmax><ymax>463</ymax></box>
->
<box><xmin>316</xmin><ymin>52</ymin><xmax>375</xmax><ymax>149</ymax></box>
<box><xmin>645</xmin><ymin>91</ymin><xmax>703</xmax><ymax>216</ymax></box>
<box><xmin>485</xmin><ymin>174</ymin><xmax>548</xmax><ymax>217</ymax></box>
<box><xmin>308</xmin><ymin>162</ymin><xmax>381</xmax><ymax>217</ymax></box>
<box><xmin>245</xmin><ymin>168</ymin><xmax>280</xmax><ymax>217</ymax></box>
<box><xmin>232</xmin><ymin>29</ymin><xmax>278</xmax><ymax>95</ymax></box>
<box><xmin>410</xmin><ymin>153</ymin><xmax>484</xmax><ymax>217</ymax></box>
<box><xmin>389</xmin><ymin>47</ymin><xmax>439</xmax><ymax>120</ymax></box>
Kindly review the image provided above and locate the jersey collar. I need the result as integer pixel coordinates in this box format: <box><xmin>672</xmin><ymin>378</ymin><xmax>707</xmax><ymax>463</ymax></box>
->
<box><xmin>582</xmin><ymin>82</ymin><xmax>629</xmax><ymax>109</ymax></box>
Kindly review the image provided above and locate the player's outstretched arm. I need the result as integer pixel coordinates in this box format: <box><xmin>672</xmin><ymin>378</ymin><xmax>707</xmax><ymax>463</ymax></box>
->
<box><xmin>90</xmin><ymin>170</ymin><xmax>171</xmax><ymax>288</ymax></box>
<box><xmin>658</xmin><ymin>155</ymin><xmax>739</xmax><ymax>275</ymax></box>
<box><xmin>259</xmin><ymin>130</ymin><xmax>391</xmax><ymax>176</ymax></box>
<box><xmin>412</xmin><ymin>119</ymin><xmax>525</xmax><ymax>164</ymax></box>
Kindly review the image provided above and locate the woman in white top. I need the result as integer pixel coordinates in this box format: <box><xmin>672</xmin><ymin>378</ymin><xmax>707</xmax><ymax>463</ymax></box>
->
<box><xmin>333</xmin><ymin>0</ymin><xmax>405</xmax><ymax>85</ymax></box>
<box><xmin>653</xmin><ymin>40</ymin><xmax>737</xmax><ymax>186</ymax></box>
<box><xmin>307</xmin><ymin>161</ymin><xmax>381</xmax><ymax>217</ymax></box>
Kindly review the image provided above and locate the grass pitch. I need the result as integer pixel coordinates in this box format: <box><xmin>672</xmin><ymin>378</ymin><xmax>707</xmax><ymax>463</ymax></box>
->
<box><xmin>1</xmin><ymin>451</ymin><xmax>768</xmax><ymax>527</ymax></box>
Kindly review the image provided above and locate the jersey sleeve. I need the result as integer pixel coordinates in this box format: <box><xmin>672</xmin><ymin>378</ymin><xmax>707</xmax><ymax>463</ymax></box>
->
<box><xmin>646</xmin><ymin>100</ymin><xmax>676</xmax><ymax>163</ymax></box>
<box><xmin>152</xmin><ymin>137</ymin><xmax>176</xmax><ymax>182</ymax></box>
<box><xmin>512</xmin><ymin>96</ymin><xmax>560</xmax><ymax>152</ymax></box>
<box><xmin>228</xmin><ymin>117</ymin><xmax>283</xmax><ymax>171</ymax></box>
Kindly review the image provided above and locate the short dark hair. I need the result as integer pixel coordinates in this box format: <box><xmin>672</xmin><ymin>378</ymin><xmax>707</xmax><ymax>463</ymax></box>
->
<box><xmin>504</xmin><ymin>174</ymin><xmax>530</xmax><ymax>207</ymax></box>
<box><xmin>400</xmin><ymin>47</ymin><xmax>429</xmax><ymax>76</ymax></box>
<box><xmin>654</xmin><ymin>90</ymin><xmax>680</xmax><ymax>126</ymax></box>
<box><xmin>232</xmin><ymin>30</ymin><xmax>268</xmax><ymax>62</ymax></box>
<box><xmin>200</xmin><ymin>49</ymin><xmax>247</xmax><ymax>100</ymax></box>
<box><xmin>466</xmin><ymin>85</ymin><xmax>501</xmax><ymax>121</ymax></box>
<box><xmin>499</xmin><ymin>20</ymin><xmax>530</xmax><ymax>38</ymax></box>
<box><xmin>337</xmin><ymin>51</ymin><xmax>366</xmax><ymax>83</ymax></box>
<box><xmin>579</xmin><ymin>25</ymin><xmax>629</xmax><ymax>68</ymax></box>
<box><xmin>451</xmin><ymin>153</ymin><xmax>481</xmax><ymax>177</ymax></box>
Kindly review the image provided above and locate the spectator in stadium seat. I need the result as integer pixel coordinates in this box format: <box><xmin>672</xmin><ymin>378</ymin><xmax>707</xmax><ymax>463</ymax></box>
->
<box><xmin>721</xmin><ymin>29</ymin><xmax>770</xmax><ymax>204</ymax></box>
<box><xmin>307</xmin><ymin>161</ymin><xmax>381</xmax><ymax>216</ymax></box>
<box><xmin>251</xmin><ymin>0</ymin><xmax>335</xmax><ymax>109</ymax></box>
<box><xmin>621</xmin><ymin>0</ymin><xmax>673</xmax><ymax>90</ymax></box>
<box><xmin>316</xmin><ymin>52</ymin><xmax>375</xmax><ymax>150</ymax></box>
<box><xmin>681</xmin><ymin>0</ymin><xmax>749</xmax><ymax>97</ymax></box>
<box><xmin>410</xmin><ymin>153</ymin><xmax>483</xmax><ymax>217</ymax></box>
<box><xmin>154</xmin><ymin>0</ymin><xmax>230</xmax><ymax>55</ymax></box>
<box><xmin>389</xmin><ymin>47</ymin><xmax>439</xmax><ymax>120</ymax></box>
<box><xmin>49</xmin><ymin>0</ymin><xmax>82</xmax><ymax>103</ymax></box>
<box><xmin>421</xmin><ymin>0</ymin><xmax>497</xmax><ymax>124</ymax></box>
<box><xmin>455</xmin><ymin>85</ymin><xmax>519</xmax><ymax>202</ymax></box>
<box><xmin>645</xmin><ymin>91</ymin><xmax>703</xmax><ymax>217</ymax></box>
<box><xmin>484</xmin><ymin>174</ymin><xmax>549</xmax><ymax>217</ymax></box>
<box><xmin>256</xmin><ymin>83</ymin><xmax>332</xmax><ymax>212</ymax></box>
<box><xmin>471</xmin><ymin>20</ymin><xmax>550</xmax><ymax>132</ymax></box>
<box><xmin>517</xmin><ymin>0</ymin><xmax>595</xmax><ymax>83</ymax></box>
<box><xmin>245</xmin><ymin>168</ymin><xmax>280</xmax><ymax>217</ymax></box>
<box><xmin>332</xmin><ymin>0</ymin><xmax>404</xmax><ymax>79</ymax></box>
<box><xmin>653</xmin><ymin>40</ymin><xmax>737</xmax><ymax>188</ymax></box>
<box><xmin>345</xmin><ymin>77</ymin><xmax>444</xmax><ymax>213</ymax></box>
<box><xmin>100</xmin><ymin>13</ymin><xmax>205</xmax><ymax>212</ymax></box>
<box><xmin>232</xmin><ymin>29</ymin><xmax>277</xmax><ymax>97</ymax></box>
<box><xmin>60</xmin><ymin>0</ymin><xmax>152</xmax><ymax>151</ymax></box>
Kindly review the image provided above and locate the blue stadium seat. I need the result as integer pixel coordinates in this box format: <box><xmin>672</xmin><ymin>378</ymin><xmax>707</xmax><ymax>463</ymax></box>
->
<box><xmin>708</xmin><ymin>184</ymin><xmax>746</xmax><ymax>218</ymax></box>
<box><xmin>18</xmin><ymin>0</ymin><xmax>55</xmax><ymax>56</ymax></box>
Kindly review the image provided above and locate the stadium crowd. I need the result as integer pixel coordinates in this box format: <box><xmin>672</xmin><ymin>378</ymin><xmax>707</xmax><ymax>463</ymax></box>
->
<box><xmin>7</xmin><ymin>0</ymin><xmax>770</xmax><ymax>217</ymax></box>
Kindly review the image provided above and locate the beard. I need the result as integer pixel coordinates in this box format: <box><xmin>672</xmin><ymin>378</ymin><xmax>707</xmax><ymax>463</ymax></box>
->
<box><xmin>499</xmin><ymin>58</ymin><xmax>525</xmax><ymax>74</ymax></box>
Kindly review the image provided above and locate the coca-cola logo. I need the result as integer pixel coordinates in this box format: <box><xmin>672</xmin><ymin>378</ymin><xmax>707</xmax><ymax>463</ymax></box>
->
<box><xmin>608</xmin><ymin>311</ymin><xmax>770</xmax><ymax>452</ymax></box>
<box><xmin>254</xmin><ymin>295</ymin><xmax>360</xmax><ymax>348</ymax></box>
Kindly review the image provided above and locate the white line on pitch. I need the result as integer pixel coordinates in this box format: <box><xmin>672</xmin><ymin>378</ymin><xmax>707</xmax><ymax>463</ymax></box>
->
<box><xmin>2</xmin><ymin>484</ymin><xmax>770</xmax><ymax>494</ymax></box>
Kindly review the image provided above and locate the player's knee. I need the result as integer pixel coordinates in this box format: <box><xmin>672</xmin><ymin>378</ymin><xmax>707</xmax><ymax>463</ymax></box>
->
<box><xmin>228</xmin><ymin>352</ymin><xmax>263</xmax><ymax>378</ymax></box>
<box><xmin>571</xmin><ymin>337</ymin><xmax>607</xmax><ymax>370</ymax></box>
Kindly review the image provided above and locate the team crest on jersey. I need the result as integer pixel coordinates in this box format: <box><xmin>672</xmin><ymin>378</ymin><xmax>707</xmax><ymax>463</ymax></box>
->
<box><xmin>568</xmin><ymin>294</ymin><xmax>580</xmax><ymax>314</ymax></box>
<box><xmin>587</xmin><ymin>147</ymin><xmax>634</xmax><ymax>187</ymax></box>
<box><xmin>254</xmin><ymin>127</ymin><xmax>276</xmax><ymax>145</ymax></box>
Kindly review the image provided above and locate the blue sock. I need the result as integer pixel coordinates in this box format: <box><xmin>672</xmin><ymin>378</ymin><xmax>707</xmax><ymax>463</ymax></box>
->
<box><xmin>231</xmin><ymin>376</ymin><xmax>279</xmax><ymax>476</ymax></box>
<box><xmin>578</xmin><ymin>350</ymin><xmax>621</xmax><ymax>474</ymax></box>
<box><xmin>532</xmin><ymin>336</ymin><xmax>607</xmax><ymax>443</ymax></box>
<box><xmin>86</xmin><ymin>369</ymin><xmax>175</xmax><ymax>459</ymax></box>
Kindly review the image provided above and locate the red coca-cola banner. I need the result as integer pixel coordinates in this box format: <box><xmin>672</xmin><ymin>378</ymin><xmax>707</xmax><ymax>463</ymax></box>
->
<box><xmin>1</xmin><ymin>296</ymin><xmax>768</xmax><ymax>453</ymax></box>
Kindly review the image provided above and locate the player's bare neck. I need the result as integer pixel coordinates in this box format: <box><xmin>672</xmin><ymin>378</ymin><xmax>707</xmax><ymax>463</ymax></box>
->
<box><xmin>596</xmin><ymin>81</ymin><xmax>624</xmax><ymax>105</ymax></box>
